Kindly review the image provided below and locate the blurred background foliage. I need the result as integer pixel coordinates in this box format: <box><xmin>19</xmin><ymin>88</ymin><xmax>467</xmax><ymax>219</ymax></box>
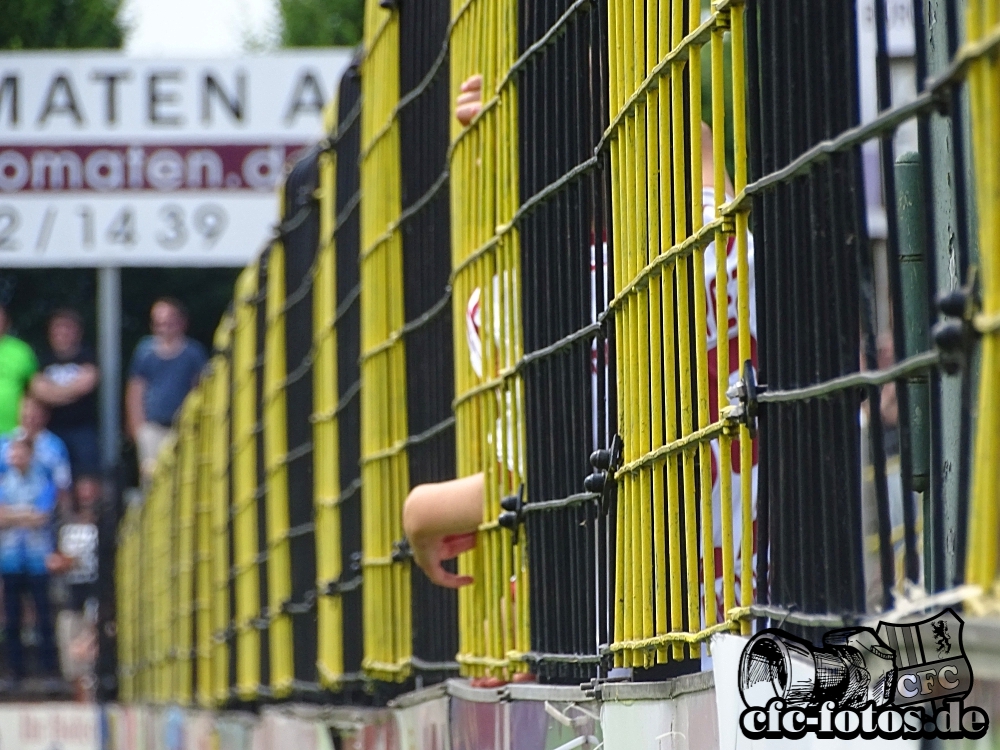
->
<box><xmin>0</xmin><ymin>0</ymin><xmax>127</xmax><ymax>50</ymax></box>
<box><xmin>280</xmin><ymin>0</ymin><xmax>363</xmax><ymax>47</ymax></box>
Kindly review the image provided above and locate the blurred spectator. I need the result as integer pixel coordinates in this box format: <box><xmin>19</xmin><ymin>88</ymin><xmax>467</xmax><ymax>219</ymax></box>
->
<box><xmin>30</xmin><ymin>309</ymin><xmax>101</xmax><ymax>514</ymax></box>
<box><xmin>0</xmin><ymin>435</ymin><xmax>59</xmax><ymax>681</ymax></box>
<box><xmin>126</xmin><ymin>298</ymin><xmax>207</xmax><ymax>482</ymax></box>
<box><xmin>0</xmin><ymin>397</ymin><xmax>72</xmax><ymax>514</ymax></box>
<box><xmin>860</xmin><ymin>331</ymin><xmax>899</xmax><ymax>450</ymax></box>
<box><xmin>0</xmin><ymin>303</ymin><xmax>39</xmax><ymax>435</ymax></box>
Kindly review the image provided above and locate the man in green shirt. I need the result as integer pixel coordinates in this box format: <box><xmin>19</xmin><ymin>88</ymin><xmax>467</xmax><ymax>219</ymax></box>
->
<box><xmin>0</xmin><ymin>304</ymin><xmax>39</xmax><ymax>434</ymax></box>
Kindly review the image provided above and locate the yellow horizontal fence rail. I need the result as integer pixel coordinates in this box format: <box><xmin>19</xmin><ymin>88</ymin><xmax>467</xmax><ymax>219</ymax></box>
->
<box><xmin>314</xmin><ymin>145</ymin><xmax>346</xmax><ymax>686</ymax></box>
<box><xmin>264</xmin><ymin>235</ymin><xmax>295</xmax><ymax>697</ymax></box>
<box><xmin>449</xmin><ymin>0</ymin><xmax>529</xmax><ymax>678</ymax></box>
<box><xmin>359</xmin><ymin>0</ymin><xmax>412</xmax><ymax>682</ymax></box>
<box><xmin>605</xmin><ymin>0</ymin><xmax>754</xmax><ymax>667</ymax></box>
<box><xmin>232</xmin><ymin>264</ymin><xmax>262</xmax><ymax>699</ymax></box>
<box><xmin>965</xmin><ymin>0</ymin><xmax>1000</xmax><ymax>611</ymax></box>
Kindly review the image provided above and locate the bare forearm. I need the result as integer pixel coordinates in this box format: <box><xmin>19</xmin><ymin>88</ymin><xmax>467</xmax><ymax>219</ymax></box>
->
<box><xmin>0</xmin><ymin>509</ymin><xmax>47</xmax><ymax>528</ymax></box>
<box><xmin>403</xmin><ymin>473</ymin><xmax>485</xmax><ymax>543</ymax></box>
<box><xmin>30</xmin><ymin>376</ymin><xmax>76</xmax><ymax>407</ymax></box>
<box><xmin>125</xmin><ymin>379</ymin><xmax>145</xmax><ymax>440</ymax></box>
<box><xmin>25</xmin><ymin>511</ymin><xmax>49</xmax><ymax>529</ymax></box>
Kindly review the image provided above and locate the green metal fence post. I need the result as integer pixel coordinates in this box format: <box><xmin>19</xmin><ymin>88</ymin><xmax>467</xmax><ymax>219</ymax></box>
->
<box><xmin>895</xmin><ymin>152</ymin><xmax>931</xmax><ymax>497</ymax></box>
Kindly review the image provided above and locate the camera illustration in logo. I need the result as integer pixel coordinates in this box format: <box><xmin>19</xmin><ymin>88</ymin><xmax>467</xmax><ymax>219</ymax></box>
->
<box><xmin>876</xmin><ymin>607</ymin><xmax>973</xmax><ymax>708</ymax></box>
<box><xmin>739</xmin><ymin>627</ymin><xmax>897</xmax><ymax>710</ymax></box>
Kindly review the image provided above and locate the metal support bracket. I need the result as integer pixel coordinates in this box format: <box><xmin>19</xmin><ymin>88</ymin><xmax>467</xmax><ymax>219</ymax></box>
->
<box><xmin>583</xmin><ymin>434</ymin><xmax>623</xmax><ymax>516</ymax></box>
<box><xmin>725</xmin><ymin>360</ymin><xmax>762</xmax><ymax>438</ymax></box>
<box><xmin>933</xmin><ymin>268</ymin><xmax>980</xmax><ymax>375</ymax></box>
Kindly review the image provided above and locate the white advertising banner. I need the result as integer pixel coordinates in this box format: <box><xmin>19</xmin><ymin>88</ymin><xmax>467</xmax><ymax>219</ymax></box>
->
<box><xmin>0</xmin><ymin>703</ymin><xmax>100</xmax><ymax>750</ymax></box>
<box><xmin>395</xmin><ymin>696</ymin><xmax>450</xmax><ymax>750</ymax></box>
<box><xmin>0</xmin><ymin>51</ymin><xmax>351</xmax><ymax>267</ymax></box>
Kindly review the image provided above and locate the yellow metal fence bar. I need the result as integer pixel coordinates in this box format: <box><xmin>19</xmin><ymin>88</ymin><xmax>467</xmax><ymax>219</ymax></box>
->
<box><xmin>138</xmin><ymin>491</ymin><xmax>150</xmax><ymax>698</ymax></box>
<box><xmin>175</xmin><ymin>392</ymin><xmax>201</xmax><ymax>704</ymax></box>
<box><xmin>116</xmin><ymin>503</ymin><xmax>140</xmax><ymax>700</ymax></box>
<box><xmin>315</xmin><ymin>147</ymin><xmax>345</xmax><ymax>686</ymax></box>
<box><xmin>360</xmin><ymin>0</ymin><xmax>412</xmax><ymax>682</ymax></box>
<box><xmin>232</xmin><ymin>264</ymin><xmax>262</xmax><ymax>699</ymax></box>
<box><xmin>710</xmin><ymin>9</ymin><xmax>736</xmax><ymax>637</ymax></box>
<box><xmin>195</xmin><ymin>369</ymin><xmax>217</xmax><ymax>707</ymax></box>
<box><xmin>730</xmin><ymin>0</ymin><xmax>754</xmax><ymax>637</ymax></box>
<box><xmin>449</xmin><ymin>0</ymin><xmax>528</xmax><ymax>679</ymax></box>
<box><xmin>147</xmin><ymin>452</ymin><xmax>160</xmax><ymax>699</ymax></box>
<box><xmin>966</xmin><ymin>0</ymin><xmax>1000</xmax><ymax>607</ymax></box>
<box><xmin>154</xmin><ymin>436</ymin><xmax>177</xmax><ymax>702</ymax></box>
<box><xmin>607</xmin><ymin>0</ymin><xmax>753</xmax><ymax>664</ymax></box>
<box><xmin>210</xmin><ymin>317</ymin><xmax>234</xmax><ymax>705</ymax></box>
<box><xmin>264</xmin><ymin>237</ymin><xmax>294</xmax><ymax>696</ymax></box>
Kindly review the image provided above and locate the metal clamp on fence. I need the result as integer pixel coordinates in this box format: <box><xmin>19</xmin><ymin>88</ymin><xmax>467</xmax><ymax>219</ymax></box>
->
<box><xmin>498</xmin><ymin>484</ymin><xmax>525</xmax><ymax>533</ymax></box>
<box><xmin>390</xmin><ymin>537</ymin><xmax>413</xmax><ymax>563</ymax></box>
<box><xmin>279</xmin><ymin>590</ymin><xmax>318</xmax><ymax>616</ymax></box>
<box><xmin>583</xmin><ymin>435</ymin><xmax>622</xmax><ymax>516</ymax></box>
<box><xmin>725</xmin><ymin>361</ymin><xmax>761</xmax><ymax>439</ymax></box>
<box><xmin>211</xmin><ymin>624</ymin><xmax>237</xmax><ymax>645</ymax></box>
<box><xmin>934</xmin><ymin>273</ymin><xmax>981</xmax><ymax>376</ymax></box>
<box><xmin>321</xmin><ymin>552</ymin><xmax>363</xmax><ymax>596</ymax></box>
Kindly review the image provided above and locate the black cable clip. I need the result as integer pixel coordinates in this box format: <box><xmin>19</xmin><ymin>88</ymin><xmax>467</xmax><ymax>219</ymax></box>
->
<box><xmin>726</xmin><ymin>360</ymin><xmax>762</xmax><ymax>438</ymax></box>
<box><xmin>498</xmin><ymin>483</ymin><xmax>525</xmax><ymax>533</ymax></box>
<box><xmin>584</xmin><ymin>434</ymin><xmax>623</xmax><ymax>515</ymax></box>
<box><xmin>321</xmin><ymin>551</ymin><xmax>363</xmax><ymax>596</ymax></box>
<box><xmin>391</xmin><ymin>537</ymin><xmax>413</xmax><ymax>563</ymax></box>
<box><xmin>933</xmin><ymin>271</ymin><xmax>979</xmax><ymax>375</ymax></box>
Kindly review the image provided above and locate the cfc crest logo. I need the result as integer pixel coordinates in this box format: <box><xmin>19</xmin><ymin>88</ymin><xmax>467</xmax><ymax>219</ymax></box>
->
<box><xmin>876</xmin><ymin>608</ymin><xmax>972</xmax><ymax>708</ymax></box>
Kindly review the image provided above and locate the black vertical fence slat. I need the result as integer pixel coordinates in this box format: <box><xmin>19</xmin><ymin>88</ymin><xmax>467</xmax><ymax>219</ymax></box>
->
<box><xmin>942</xmin><ymin>0</ymin><xmax>975</xmax><ymax>590</ymax></box>
<box><xmin>595</xmin><ymin>0</ymin><xmax>613</xmax><ymax>652</ymax></box>
<box><xmin>515</xmin><ymin>0</ymin><xmax>611</xmax><ymax>683</ymax></box>
<box><xmin>872</xmin><ymin>0</ymin><xmax>920</xmax><ymax>587</ymax></box>
<box><xmin>749</xmin><ymin>0</ymin><xmax>869</xmax><ymax>634</ymax></box>
<box><xmin>333</xmin><ymin>61</ymin><xmax>365</xmax><ymax>684</ymax></box>
<box><xmin>282</xmin><ymin>146</ymin><xmax>322</xmax><ymax>692</ymax></box>
<box><xmin>397</xmin><ymin>0</ymin><xmax>459</xmax><ymax>683</ymax></box>
<box><xmin>96</xmin><ymin>472</ymin><xmax>123</xmax><ymax>700</ymax></box>
<box><xmin>255</xmin><ymin>251</ymin><xmax>271</xmax><ymax>691</ymax></box>
<box><xmin>745</xmin><ymin>0</ymin><xmax>769</xmax><ymax>618</ymax></box>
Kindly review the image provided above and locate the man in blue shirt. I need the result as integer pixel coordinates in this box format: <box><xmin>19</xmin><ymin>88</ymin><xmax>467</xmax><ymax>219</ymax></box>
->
<box><xmin>0</xmin><ymin>436</ymin><xmax>59</xmax><ymax>680</ymax></box>
<box><xmin>126</xmin><ymin>298</ymin><xmax>207</xmax><ymax>482</ymax></box>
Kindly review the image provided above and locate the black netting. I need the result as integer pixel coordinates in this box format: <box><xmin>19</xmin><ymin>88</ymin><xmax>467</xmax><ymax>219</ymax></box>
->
<box><xmin>334</xmin><ymin>62</ymin><xmax>365</xmax><ymax>682</ymax></box>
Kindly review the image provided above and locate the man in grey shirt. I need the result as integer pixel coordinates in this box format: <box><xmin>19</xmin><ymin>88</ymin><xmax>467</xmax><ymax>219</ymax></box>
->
<box><xmin>125</xmin><ymin>298</ymin><xmax>207</xmax><ymax>482</ymax></box>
